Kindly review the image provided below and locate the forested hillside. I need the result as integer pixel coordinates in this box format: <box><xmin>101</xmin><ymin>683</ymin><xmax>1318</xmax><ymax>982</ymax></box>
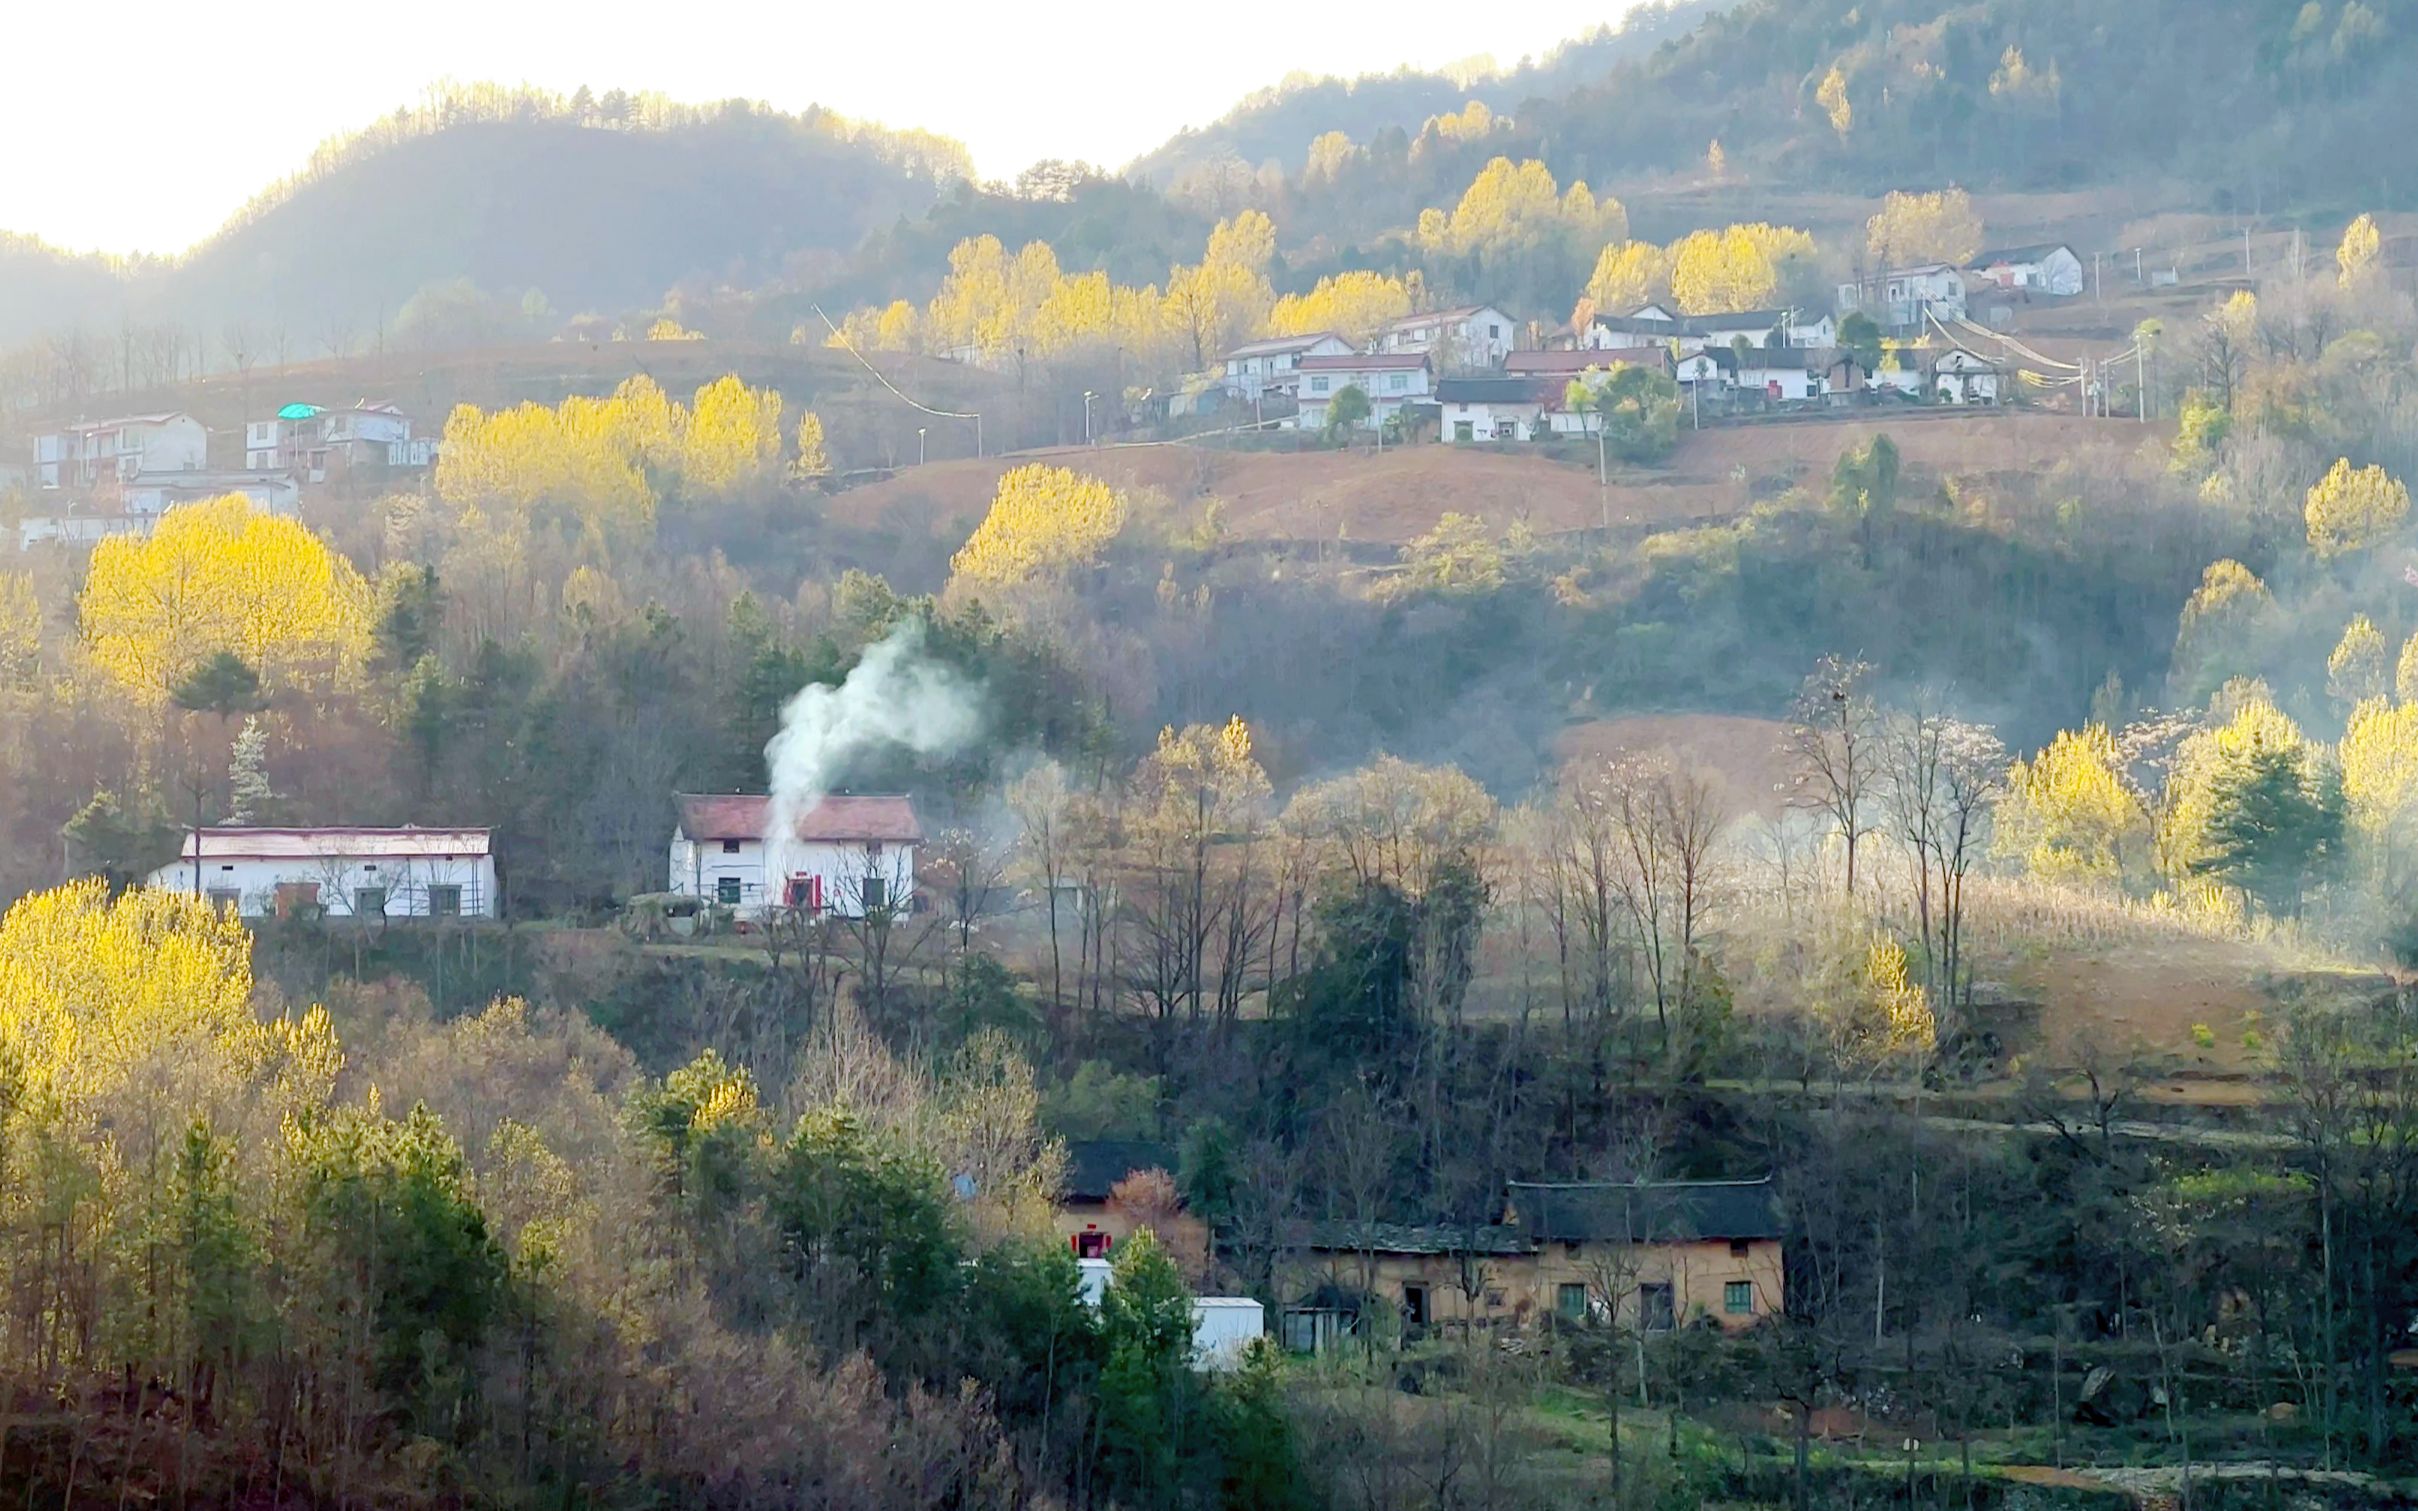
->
<box><xmin>1125</xmin><ymin>0</ymin><xmax>1740</xmax><ymax>189</ymax></box>
<box><xmin>0</xmin><ymin>88</ymin><xmax>964</xmax><ymax>350</ymax></box>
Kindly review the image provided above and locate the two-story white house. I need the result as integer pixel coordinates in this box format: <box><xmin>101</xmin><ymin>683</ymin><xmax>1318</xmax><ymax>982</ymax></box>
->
<box><xmin>1376</xmin><ymin>305</ymin><xmax>1518</xmax><ymax>370</ymax></box>
<box><xmin>1292</xmin><ymin>353</ymin><xmax>1433</xmax><ymax>431</ymax></box>
<box><xmin>1837</xmin><ymin>265</ymin><xmax>1968</xmax><ymax>330</ymax></box>
<box><xmin>1968</xmin><ymin>243</ymin><xmax>2084</xmax><ymax>297</ymax></box>
<box><xmin>667</xmin><ymin>792</ymin><xmax>923</xmax><ymax>919</ymax></box>
<box><xmin>146</xmin><ymin>827</ymin><xmax>499</xmax><ymax>920</ymax></box>
<box><xmin>245</xmin><ymin>401</ymin><xmax>418</xmax><ymax>480</ymax></box>
<box><xmin>1218</xmin><ymin>333</ymin><xmax>1356</xmax><ymax>403</ymax></box>
<box><xmin>34</xmin><ymin>412</ymin><xmax>208</xmax><ymax>490</ymax></box>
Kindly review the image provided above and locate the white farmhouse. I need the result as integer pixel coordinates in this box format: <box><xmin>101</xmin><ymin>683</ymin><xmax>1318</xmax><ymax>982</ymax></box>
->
<box><xmin>1932</xmin><ymin>348</ymin><xmax>2001</xmax><ymax>404</ymax></box>
<box><xmin>1836</xmin><ymin>265</ymin><xmax>1968</xmax><ymax>330</ymax></box>
<box><xmin>1218</xmin><ymin>333</ymin><xmax>1355</xmax><ymax>402</ymax></box>
<box><xmin>34</xmin><ymin>412</ymin><xmax>208</xmax><ymax>490</ymax></box>
<box><xmin>1968</xmin><ymin>243</ymin><xmax>2085</xmax><ymax>297</ymax></box>
<box><xmin>668</xmin><ymin>792</ymin><xmax>923</xmax><ymax>918</ymax></box>
<box><xmin>1292</xmin><ymin>353</ymin><xmax>1432</xmax><ymax>431</ymax></box>
<box><xmin>146</xmin><ymin>827</ymin><xmax>499</xmax><ymax>919</ymax></box>
<box><xmin>1437</xmin><ymin>377</ymin><xmax>1550</xmax><ymax>442</ymax></box>
<box><xmin>1376</xmin><ymin>305</ymin><xmax>1518</xmax><ymax>369</ymax></box>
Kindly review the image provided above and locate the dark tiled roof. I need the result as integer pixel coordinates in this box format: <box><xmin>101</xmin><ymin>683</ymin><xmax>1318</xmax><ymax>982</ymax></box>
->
<box><xmin>1300</xmin><ymin>1221</ymin><xmax>1535</xmax><ymax>1256</ymax></box>
<box><xmin>1061</xmin><ymin>1139</ymin><xmax>1176</xmax><ymax>1201</ymax></box>
<box><xmin>1506</xmin><ymin>349</ymin><xmax>1625</xmax><ymax>375</ymax></box>
<box><xmin>673</xmin><ymin>793</ymin><xmax>924</xmax><ymax>844</ymax></box>
<box><xmin>1507</xmin><ymin>1177</ymin><xmax>1782</xmax><ymax>1244</ymax></box>
<box><xmin>1436</xmin><ymin>377</ymin><xmax>1552</xmax><ymax>403</ymax></box>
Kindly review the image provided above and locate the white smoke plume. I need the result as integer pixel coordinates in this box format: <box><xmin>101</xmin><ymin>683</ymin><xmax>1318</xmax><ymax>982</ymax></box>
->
<box><xmin>762</xmin><ymin>622</ymin><xmax>982</xmax><ymax>855</ymax></box>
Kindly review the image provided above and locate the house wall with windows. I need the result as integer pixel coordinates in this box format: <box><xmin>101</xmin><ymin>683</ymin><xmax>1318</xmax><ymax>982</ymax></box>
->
<box><xmin>144</xmin><ymin>827</ymin><xmax>498</xmax><ymax>919</ymax></box>
<box><xmin>666</xmin><ymin>792</ymin><xmax>922</xmax><ymax>918</ymax></box>
<box><xmin>1292</xmin><ymin>355</ymin><xmax>1432</xmax><ymax>430</ymax></box>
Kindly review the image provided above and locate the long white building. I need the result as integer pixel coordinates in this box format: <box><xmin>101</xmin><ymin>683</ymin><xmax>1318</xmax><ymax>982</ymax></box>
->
<box><xmin>146</xmin><ymin>827</ymin><xmax>498</xmax><ymax>919</ymax></box>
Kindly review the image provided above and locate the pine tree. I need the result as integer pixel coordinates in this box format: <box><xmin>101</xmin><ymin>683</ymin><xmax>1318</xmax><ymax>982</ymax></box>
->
<box><xmin>227</xmin><ymin>716</ymin><xmax>274</xmax><ymax>825</ymax></box>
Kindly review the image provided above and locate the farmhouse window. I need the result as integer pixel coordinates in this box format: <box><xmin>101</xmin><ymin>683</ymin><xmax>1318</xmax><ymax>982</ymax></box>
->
<box><xmin>717</xmin><ymin>876</ymin><xmax>742</xmax><ymax>905</ymax></box>
<box><xmin>1555</xmin><ymin>1283</ymin><xmax>1587</xmax><ymax>1321</ymax></box>
<box><xmin>861</xmin><ymin>875</ymin><xmax>889</xmax><ymax>912</ymax></box>
<box><xmin>1640</xmin><ymin>1283</ymin><xmax>1675</xmax><ymax>1332</ymax></box>
<box><xmin>354</xmin><ymin>887</ymin><xmax>387</xmax><ymax>917</ymax></box>
<box><xmin>206</xmin><ymin>888</ymin><xmax>241</xmax><ymax>912</ymax></box>
<box><xmin>1725</xmin><ymin>1281</ymin><xmax>1754</xmax><ymax>1315</ymax></box>
<box><xmin>721</xmin><ymin>838</ymin><xmax>742</xmax><ymax>854</ymax></box>
<box><xmin>428</xmin><ymin>885</ymin><xmax>462</xmax><ymax>918</ymax></box>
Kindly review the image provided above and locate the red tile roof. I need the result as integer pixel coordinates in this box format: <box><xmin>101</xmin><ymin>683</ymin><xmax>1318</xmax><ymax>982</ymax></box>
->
<box><xmin>674</xmin><ymin>793</ymin><xmax>924</xmax><ymax>843</ymax></box>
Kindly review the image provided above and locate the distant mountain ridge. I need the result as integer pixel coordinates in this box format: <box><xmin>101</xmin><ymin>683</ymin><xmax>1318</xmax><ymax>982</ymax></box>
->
<box><xmin>0</xmin><ymin>90</ymin><xmax>963</xmax><ymax>353</ymax></box>
<box><xmin>1126</xmin><ymin>0</ymin><xmax>1742</xmax><ymax>186</ymax></box>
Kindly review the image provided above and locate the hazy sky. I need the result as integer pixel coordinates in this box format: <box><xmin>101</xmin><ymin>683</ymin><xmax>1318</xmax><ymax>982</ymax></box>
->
<box><xmin>5</xmin><ymin>2</ymin><xmax>1615</xmax><ymax>257</ymax></box>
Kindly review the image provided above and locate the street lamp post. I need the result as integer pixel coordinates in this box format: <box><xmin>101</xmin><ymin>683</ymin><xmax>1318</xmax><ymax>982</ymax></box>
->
<box><xmin>917</xmin><ymin>427</ymin><xmax>927</xmax><ymax>465</ymax></box>
<box><xmin>1082</xmin><ymin>390</ymin><xmax>1095</xmax><ymax>445</ymax></box>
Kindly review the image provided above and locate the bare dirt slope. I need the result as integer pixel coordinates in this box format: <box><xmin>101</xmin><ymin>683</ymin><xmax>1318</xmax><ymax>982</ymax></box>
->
<box><xmin>830</xmin><ymin>410</ymin><xmax>2157</xmax><ymax>551</ymax></box>
<box><xmin>828</xmin><ymin>444</ymin><xmax>1730</xmax><ymax>545</ymax></box>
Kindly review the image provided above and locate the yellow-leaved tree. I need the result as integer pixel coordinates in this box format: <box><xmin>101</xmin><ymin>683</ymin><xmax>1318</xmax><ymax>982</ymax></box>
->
<box><xmin>644</xmin><ymin>317</ymin><xmax>705</xmax><ymax>341</ymax></box>
<box><xmin>2327</xmin><ymin>613</ymin><xmax>2390</xmax><ymax>705</ymax></box>
<box><xmin>1582</xmin><ymin>240</ymin><xmax>1673</xmax><ymax>317</ymax></box>
<box><xmin>0</xmin><ymin>569</ymin><xmax>38</xmax><ymax>687</ymax></box>
<box><xmin>1269</xmin><ymin>271</ymin><xmax>1420</xmax><ymax>345</ymax></box>
<box><xmin>1817</xmin><ymin>66</ymin><xmax>1853</xmax><ymax>136</ymax></box>
<box><xmin>2170</xmin><ymin>558</ymin><xmax>2274</xmax><ymax>702</ymax></box>
<box><xmin>80</xmin><ymin>497</ymin><xmax>372</xmax><ymax>701</ymax></box>
<box><xmin>2397</xmin><ymin>629</ymin><xmax>2418</xmax><ymax>703</ymax></box>
<box><xmin>950</xmin><ymin>465</ymin><xmax>1131</xmax><ymax>589</ymax></box>
<box><xmin>0</xmin><ymin>879</ymin><xmax>339</xmax><ymax>1127</ymax></box>
<box><xmin>1998</xmin><ymin>725</ymin><xmax>2151</xmax><ymax>887</ymax></box>
<box><xmin>2339</xmin><ymin>212</ymin><xmax>2382</xmax><ymax>289</ymax></box>
<box><xmin>1668</xmin><ymin>224</ymin><xmax>1819</xmax><ymax>314</ymax></box>
<box><xmin>1866</xmin><ymin>188</ymin><xmax>1983</xmax><ymax>268</ymax></box>
<box><xmin>1416</xmin><ymin>158</ymin><xmax>1626</xmax><ymax>260</ymax></box>
<box><xmin>2305</xmin><ymin>457</ymin><xmax>2410</xmax><ymax>558</ymax></box>
<box><xmin>793</xmin><ymin>411</ymin><xmax>830</xmax><ymax>481</ymax></box>
<box><xmin>682</xmin><ymin>375</ymin><xmax>785</xmax><ymax>499</ymax></box>
<box><xmin>2340</xmin><ymin>696</ymin><xmax>2418</xmax><ymax>884</ymax></box>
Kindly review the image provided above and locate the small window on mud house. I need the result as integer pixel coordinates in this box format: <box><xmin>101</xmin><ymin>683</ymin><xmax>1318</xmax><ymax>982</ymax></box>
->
<box><xmin>1730</xmin><ymin>1238</ymin><xmax>1751</xmax><ymax>1258</ymax></box>
<box><xmin>1725</xmin><ymin>1281</ymin><xmax>1754</xmax><ymax>1316</ymax></box>
<box><xmin>1556</xmin><ymin>1283</ymin><xmax>1587</xmax><ymax>1321</ymax></box>
<box><xmin>722</xmin><ymin>838</ymin><xmax>742</xmax><ymax>854</ymax></box>
<box><xmin>1640</xmin><ymin>1283</ymin><xmax>1675</xmax><ymax>1332</ymax></box>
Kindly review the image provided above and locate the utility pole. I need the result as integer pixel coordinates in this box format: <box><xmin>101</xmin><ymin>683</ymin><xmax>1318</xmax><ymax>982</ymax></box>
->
<box><xmin>917</xmin><ymin>427</ymin><xmax>927</xmax><ymax>465</ymax></box>
<box><xmin>1082</xmin><ymin>389</ymin><xmax>1095</xmax><ymax>445</ymax></box>
<box><xmin>2094</xmin><ymin>252</ymin><xmax>2102</xmax><ymax>303</ymax></box>
<box><xmin>2135</xmin><ymin>247</ymin><xmax>2144</xmax><ymax>284</ymax></box>
<box><xmin>2138</xmin><ymin>344</ymin><xmax>2147</xmax><ymax>422</ymax></box>
<box><xmin>2244</xmin><ymin>227</ymin><xmax>2253</xmax><ymax>279</ymax></box>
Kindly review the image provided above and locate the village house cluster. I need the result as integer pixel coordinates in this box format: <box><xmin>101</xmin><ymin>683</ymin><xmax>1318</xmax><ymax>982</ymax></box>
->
<box><xmin>1200</xmin><ymin>241</ymin><xmax>2092</xmax><ymax>442</ymax></box>
<box><xmin>10</xmin><ymin>399</ymin><xmax>437</xmax><ymax>551</ymax></box>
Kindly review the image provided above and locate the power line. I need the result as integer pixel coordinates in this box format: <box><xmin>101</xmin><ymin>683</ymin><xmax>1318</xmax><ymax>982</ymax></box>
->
<box><xmin>808</xmin><ymin>304</ymin><xmax>984</xmax><ymax>453</ymax></box>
